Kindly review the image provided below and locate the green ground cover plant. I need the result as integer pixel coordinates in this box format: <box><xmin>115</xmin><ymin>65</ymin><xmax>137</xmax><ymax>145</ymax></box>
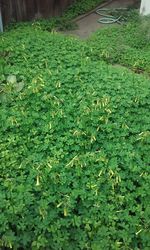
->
<box><xmin>88</xmin><ymin>12</ymin><xmax>150</xmax><ymax>74</ymax></box>
<box><xmin>0</xmin><ymin>27</ymin><xmax>150</xmax><ymax>249</ymax></box>
<box><xmin>64</xmin><ymin>0</ymin><xmax>105</xmax><ymax>19</ymax></box>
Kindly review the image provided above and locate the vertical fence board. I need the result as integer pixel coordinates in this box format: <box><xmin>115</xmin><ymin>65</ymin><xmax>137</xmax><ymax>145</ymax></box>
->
<box><xmin>1</xmin><ymin>0</ymin><xmax>75</xmax><ymax>26</ymax></box>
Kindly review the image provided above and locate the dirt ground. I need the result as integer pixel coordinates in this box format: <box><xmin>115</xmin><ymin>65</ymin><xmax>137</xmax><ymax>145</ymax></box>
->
<box><xmin>63</xmin><ymin>0</ymin><xmax>139</xmax><ymax>39</ymax></box>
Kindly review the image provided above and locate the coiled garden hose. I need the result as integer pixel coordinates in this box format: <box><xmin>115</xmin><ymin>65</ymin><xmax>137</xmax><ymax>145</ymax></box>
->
<box><xmin>96</xmin><ymin>8</ymin><xmax>127</xmax><ymax>24</ymax></box>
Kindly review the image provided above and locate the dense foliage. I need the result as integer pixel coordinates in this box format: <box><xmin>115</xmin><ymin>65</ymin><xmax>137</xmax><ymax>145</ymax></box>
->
<box><xmin>64</xmin><ymin>0</ymin><xmax>105</xmax><ymax>19</ymax></box>
<box><xmin>88</xmin><ymin>14</ymin><xmax>150</xmax><ymax>74</ymax></box>
<box><xmin>0</xmin><ymin>27</ymin><xmax>150</xmax><ymax>249</ymax></box>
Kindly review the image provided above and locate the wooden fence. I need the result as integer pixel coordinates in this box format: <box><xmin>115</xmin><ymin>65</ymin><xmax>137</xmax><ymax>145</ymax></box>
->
<box><xmin>1</xmin><ymin>0</ymin><xmax>75</xmax><ymax>26</ymax></box>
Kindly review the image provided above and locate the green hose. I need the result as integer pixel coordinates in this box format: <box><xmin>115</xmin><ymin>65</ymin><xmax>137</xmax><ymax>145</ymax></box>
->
<box><xmin>96</xmin><ymin>8</ymin><xmax>127</xmax><ymax>24</ymax></box>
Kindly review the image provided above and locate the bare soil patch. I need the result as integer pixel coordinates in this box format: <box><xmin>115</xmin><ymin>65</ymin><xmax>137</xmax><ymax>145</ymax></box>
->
<box><xmin>63</xmin><ymin>0</ymin><xmax>139</xmax><ymax>39</ymax></box>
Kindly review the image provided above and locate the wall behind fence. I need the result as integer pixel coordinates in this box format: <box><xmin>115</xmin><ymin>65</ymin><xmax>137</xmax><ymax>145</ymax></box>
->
<box><xmin>1</xmin><ymin>0</ymin><xmax>75</xmax><ymax>26</ymax></box>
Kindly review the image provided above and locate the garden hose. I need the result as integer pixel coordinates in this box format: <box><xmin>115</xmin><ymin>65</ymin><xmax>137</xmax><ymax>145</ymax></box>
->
<box><xmin>96</xmin><ymin>8</ymin><xmax>127</xmax><ymax>24</ymax></box>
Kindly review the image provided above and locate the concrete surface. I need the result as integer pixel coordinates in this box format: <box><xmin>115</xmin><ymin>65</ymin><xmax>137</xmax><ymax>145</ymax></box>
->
<box><xmin>63</xmin><ymin>0</ymin><xmax>139</xmax><ymax>39</ymax></box>
<box><xmin>140</xmin><ymin>0</ymin><xmax>150</xmax><ymax>15</ymax></box>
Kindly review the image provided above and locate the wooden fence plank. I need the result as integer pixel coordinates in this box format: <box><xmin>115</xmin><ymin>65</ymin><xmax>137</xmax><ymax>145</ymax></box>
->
<box><xmin>1</xmin><ymin>0</ymin><xmax>75</xmax><ymax>26</ymax></box>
